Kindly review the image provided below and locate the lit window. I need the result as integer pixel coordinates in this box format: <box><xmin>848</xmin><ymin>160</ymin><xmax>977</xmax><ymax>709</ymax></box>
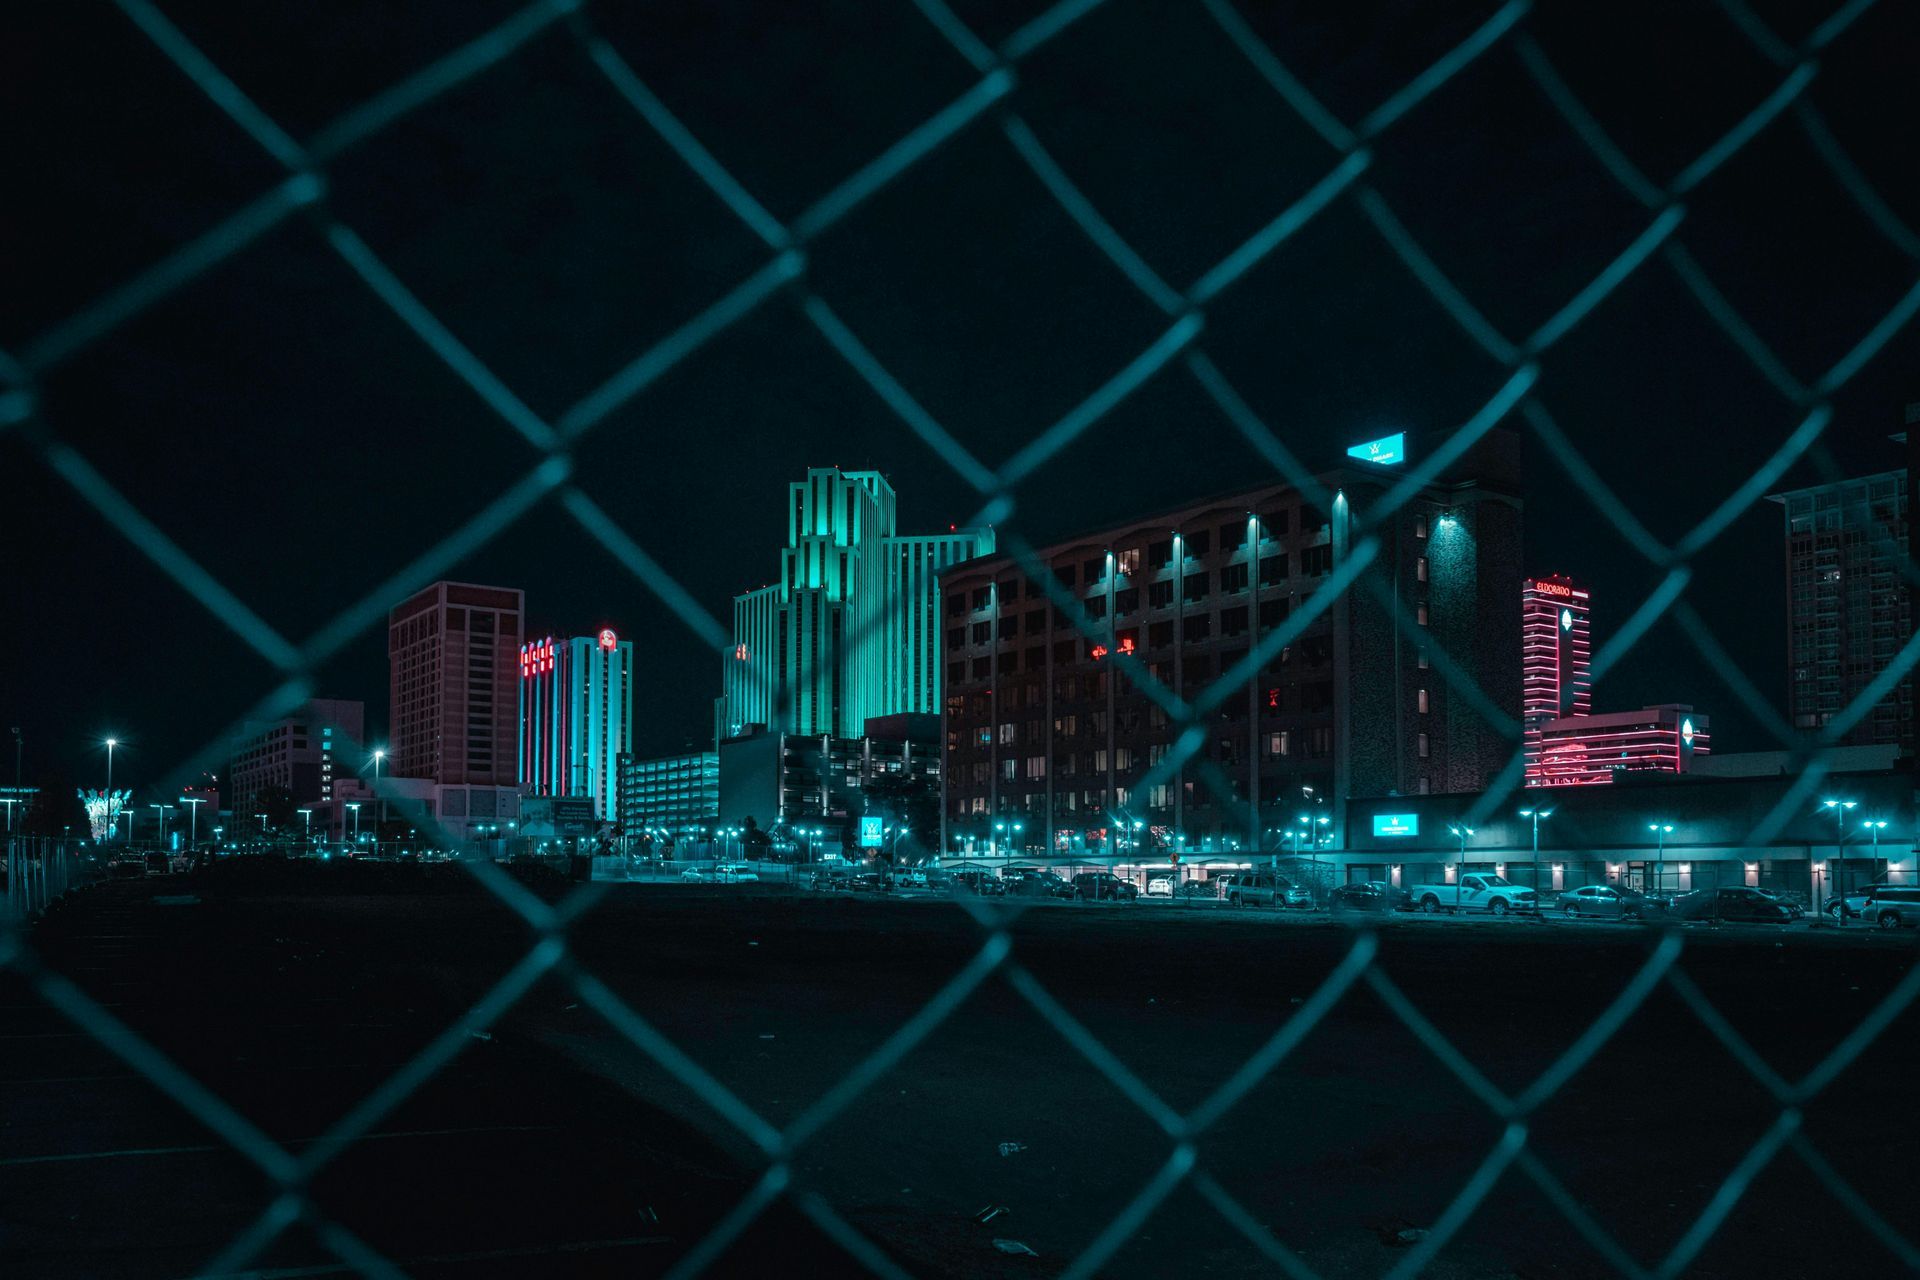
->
<box><xmin>1417</xmin><ymin>688</ymin><xmax>1430</xmax><ymax>714</ymax></box>
<box><xmin>1416</xmin><ymin>604</ymin><xmax>1429</xmax><ymax>626</ymax></box>
<box><xmin>1417</xmin><ymin>732</ymin><xmax>1430</xmax><ymax>758</ymax></box>
<box><xmin>1415</xmin><ymin>515</ymin><xmax>1428</xmax><ymax>539</ymax></box>
<box><xmin>1416</xmin><ymin>556</ymin><xmax>1428</xmax><ymax>583</ymax></box>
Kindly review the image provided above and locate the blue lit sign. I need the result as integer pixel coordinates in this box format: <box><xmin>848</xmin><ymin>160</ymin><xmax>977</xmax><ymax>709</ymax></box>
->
<box><xmin>858</xmin><ymin>816</ymin><xmax>885</xmax><ymax>849</ymax></box>
<box><xmin>1346</xmin><ymin>432</ymin><xmax>1406</xmax><ymax>466</ymax></box>
<box><xmin>1373</xmin><ymin>813</ymin><xmax>1419</xmax><ymax>837</ymax></box>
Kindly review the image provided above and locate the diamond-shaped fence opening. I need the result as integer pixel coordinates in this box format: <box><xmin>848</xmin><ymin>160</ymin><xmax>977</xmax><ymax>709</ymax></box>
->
<box><xmin>5</xmin><ymin>0</ymin><xmax>1920</xmax><ymax>1275</ymax></box>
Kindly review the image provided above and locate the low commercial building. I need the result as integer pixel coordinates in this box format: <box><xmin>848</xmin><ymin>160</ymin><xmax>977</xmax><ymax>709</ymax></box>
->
<box><xmin>1342</xmin><ymin>761</ymin><xmax>1916</xmax><ymax>905</ymax></box>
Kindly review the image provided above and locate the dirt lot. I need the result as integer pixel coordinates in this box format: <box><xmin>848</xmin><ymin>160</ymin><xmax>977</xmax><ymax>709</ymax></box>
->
<box><xmin>4</xmin><ymin>865</ymin><xmax>1918</xmax><ymax>1278</ymax></box>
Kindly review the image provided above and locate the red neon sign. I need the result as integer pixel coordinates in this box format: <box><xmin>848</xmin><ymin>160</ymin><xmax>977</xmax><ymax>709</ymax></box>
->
<box><xmin>1529</xmin><ymin>580</ymin><xmax>1574</xmax><ymax>598</ymax></box>
<box><xmin>1091</xmin><ymin>644</ymin><xmax>1109</xmax><ymax>660</ymax></box>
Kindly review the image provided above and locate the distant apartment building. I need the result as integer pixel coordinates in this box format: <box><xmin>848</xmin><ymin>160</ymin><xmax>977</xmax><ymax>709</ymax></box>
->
<box><xmin>226</xmin><ymin>698</ymin><xmax>364</xmax><ymax>818</ymax></box>
<box><xmin>1770</xmin><ymin>469</ymin><xmax>1912</xmax><ymax>752</ymax></box>
<box><xmin>940</xmin><ymin>430</ymin><xmax>1525</xmax><ymax>855</ymax></box>
<box><xmin>716</xmin><ymin>467</ymin><xmax>992</xmax><ymax>744</ymax></box>
<box><xmin>617</xmin><ymin>751</ymin><xmax>719</xmax><ymax>837</ymax></box>
<box><xmin>387</xmin><ymin>580</ymin><xmax>524</xmax><ymax>836</ymax></box>
<box><xmin>520</xmin><ymin>627</ymin><xmax>633</xmax><ymax>822</ymax></box>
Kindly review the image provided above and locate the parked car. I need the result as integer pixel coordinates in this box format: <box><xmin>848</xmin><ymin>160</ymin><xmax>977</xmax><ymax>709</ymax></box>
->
<box><xmin>1824</xmin><ymin>880</ymin><xmax>1900</xmax><ymax>919</ymax></box>
<box><xmin>1071</xmin><ymin>872</ymin><xmax>1138</xmax><ymax>901</ymax></box>
<box><xmin>1144</xmin><ymin>876</ymin><xmax>1173</xmax><ymax>898</ymax></box>
<box><xmin>714</xmin><ymin>863</ymin><xmax>760</xmax><ymax>882</ymax></box>
<box><xmin>1559</xmin><ymin>884</ymin><xmax>1661</xmax><ymax>920</ymax></box>
<box><xmin>1407</xmin><ymin>874</ymin><xmax>1539</xmax><ymax>916</ymax></box>
<box><xmin>897</xmin><ymin>869</ymin><xmax>932</xmax><ymax>889</ymax></box>
<box><xmin>948</xmin><ymin>869</ymin><xmax>1005</xmax><ymax>896</ymax></box>
<box><xmin>1218</xmin><ymin>872</ymin><xmax>1312</xmax><ymax>909</ymax></box>
<box><xmin>108</xmin><ymin>856</ymin><xmax>147</xmax><ymax>880</ymax></box>
<box><xmin>1752</xmin><ymin>887</ymin><xmax>1804</xmax><ymax>919</ymax></box>
<box><xmin>1667</xmin><ymin>887</ymin><xmax>1795</xmax><ymax>924</ymax></box>
<box><xmin>1007</xmin><ymin>870</ymin><xmax>1076</xmax><ymax>899</ymax></box>
<box><xmin>1329</xmin><ymin>881</ymin><xmax>1410</xmax><ymax>913</ymax></box>
<box><xmin>810</xmin><ymin>868</ymin><xmax>852</xmax><ymax>891</ymax></box>
<box><xmin>848</xmin><ymin>871</ymin><xmax>892</xmax><ymax>892</ymax></box>
<box><xmin>1864</xmin><ymin>885</ymin><xmax>1920</xmax><ymax>929</ymax></box>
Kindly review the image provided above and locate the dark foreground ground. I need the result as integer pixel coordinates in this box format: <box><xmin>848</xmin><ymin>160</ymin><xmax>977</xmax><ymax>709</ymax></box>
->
<box><xmin>4</xmin><ymin>865</ymin><xmax>1919</xmax><ymax>1279</ymax></box>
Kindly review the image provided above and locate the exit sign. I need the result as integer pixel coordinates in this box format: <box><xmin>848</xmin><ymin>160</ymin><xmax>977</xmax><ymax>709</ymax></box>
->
<box><xmin>1347</xmin><ymin>432</ymin><xmax>1406</xmax><ymax>466</ymax></box>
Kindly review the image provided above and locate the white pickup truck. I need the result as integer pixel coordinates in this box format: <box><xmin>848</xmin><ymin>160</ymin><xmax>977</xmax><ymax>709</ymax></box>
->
<box><xmin>1407</xmin><ymin>874</ymin><xmax>1539</xmax><ymax>917</ymax></box>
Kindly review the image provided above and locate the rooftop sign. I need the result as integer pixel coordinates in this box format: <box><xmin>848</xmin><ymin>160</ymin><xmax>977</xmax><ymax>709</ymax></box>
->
<box><xmin>1346</xmin><ymin>432</ymin><xmax>1406</xmax><ymax>466</ymax></box>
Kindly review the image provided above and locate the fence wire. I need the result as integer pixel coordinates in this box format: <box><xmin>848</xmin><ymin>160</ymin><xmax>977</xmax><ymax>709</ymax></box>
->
<box><xmin>5</xmin><ymin>0</ymin><xmax>1920</xmax><ymax>1275</ymax></box>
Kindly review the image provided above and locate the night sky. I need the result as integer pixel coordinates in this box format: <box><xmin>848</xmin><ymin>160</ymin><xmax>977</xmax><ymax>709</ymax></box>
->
<box><xmin>5</xmin><ymin>0</ymin><xmax>1917</xmax><ymax>802</ymax></box>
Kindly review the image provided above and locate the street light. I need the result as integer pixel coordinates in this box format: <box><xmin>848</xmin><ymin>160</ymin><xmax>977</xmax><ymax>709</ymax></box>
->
<box><xmin>1519</xmin><ymin>808</ymin><xmax>1553</xmax><ymax>906</ymax></box>
<box><xmin>1647</xmin><ymin>823</ymin><xmax>1674</xmax><ymax>900</ymax></box>
<box><xmin>372</xmin><ymin>748</ymin><xmax>387</xmax><ymax>852</ymax></box>
<box><xmin>1822</xmin><ymin>799</ymin><xmax>1857</xmax><ymax>925</ymax></box>
<box><xmin>1862</xmin><ymin>817</ymin><xmax>1888</xmax><ymax>909</ymax></box>
<box><xmin>150</xmin><ymin>803</ymin><xmax>173</xmax><ymax>851</ymax></box>
<box><xmin>1449</xmin><ymin>824</ymin><xmax>1475</xmax><ymax>912</ymax></box>
<box><xmin>298</xmin><ymin>808</ymin><xmax>312</xmax><ymax>852</ymax></box>
<box><xmin>347</xmin><ymin>802</ymin><xmax>362</xmax><ymax>846</ymax></box>
<box><xmin>103</xmin><ymin>738</ymin><xmax>119</xmax><ymax>835</ymax></box>
<box><xmin>180</xmin><ymin>795</ymin><xmax>205</xmax><ymax>851</ymax></box>
<box><xmin>0</xmin><ymin>796</ymin><xmax>19</xmax><ymax>834</ymax></box>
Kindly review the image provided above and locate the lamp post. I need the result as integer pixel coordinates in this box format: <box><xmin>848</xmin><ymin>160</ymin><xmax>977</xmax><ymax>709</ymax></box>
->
<box><xmin>0</xmin><ymin>797</ymin><xmax>17</xmax><ymax>834</ymax></box>
<box><xmin>1519</xmin><ymin>808</ymin><xmax>1553</xmax><ymax>907</ymax></box>
<box><xmin>1449</xmin><ymin>824</ymin><xmax>1475</xmax><ymax>912</ymax></box>
<box><xmin>297</xmin><ymin>808</ymin><xmax>312</xmax><ymax>854</ymax></box>
<box><xmin>181</xmin><ymin>796</ymin><xmax>204</xmax><ymax>851</ymax></box>
<box><xmin>1822</xmin><ymin>798</ymin><xmax>1857</xmax><ymax>925</ymax></box>
<box><xmin>121</xmin><ymin>809</ymin><xmax>135</xmax><ymax>846</ymax></box>
<box><xmin>1862</xmin><ymin>817</ymin><xmax>1887</xmax><ymax>912</ymax></box>
<box><xmin>103</xmin><ymin>738</ymin><xmax>119</xmax><ymax>836</ymax></box>
<box><xmin>348</xmin><ymin>802</ymin><xmax>361</xmax><ymax>847</ymax></box>
<box><xmin>150</xmin><ymin>803</ymin><xmax>173</xmax><ymax>851</ymax></box>
<box><xmin>372</xmin><ymin>748</ymin><xmax>386</xmax><ymax>853</ymax></box>
<box><xmin>1647</xmin><ymin>823</ymin><xmax>1673</xmax><ymax>901</ymax></box>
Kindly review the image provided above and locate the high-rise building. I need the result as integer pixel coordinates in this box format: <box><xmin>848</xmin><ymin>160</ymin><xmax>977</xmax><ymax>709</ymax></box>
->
<box><xmin>940</xmin><ymin>430</ymin><xmax>1524</xmax><ymax>855</ymax></box>
<box><xmin>617</xmin><ymin>750</ymin><xmax>720</xmax><ymax>839</ymax></box>
<box><xmin>717</xmin><ymin>467</ymin><xmax>992</xmax><ymax>743</ymax></box>
<box><xmin>1521</xmin><ymin>575</ymin><xmax>1592</xmax><ymax>781</ymax></box>
<box><xmin>388</xmin><ymin>581</ymin><xmax>524</xmax><ymax>836</ymax></box>
<box><xmin>226</xmin><ymin>698</ymin><xmax>364</xmax><ymax>819</ymax></box>
<box><xmin>519</xmin><ymin>628</ymin><xmax>633</xmax><ymax>822</ymax></box>
<box><xmin>1770</xmin><ymin>469</ymin><xmax>1911</xmax><ymax>751</ymax></box>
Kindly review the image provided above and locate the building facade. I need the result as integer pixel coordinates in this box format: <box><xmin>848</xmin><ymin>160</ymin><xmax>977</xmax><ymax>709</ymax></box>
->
<box><xmin>226</xmin><ymin>698</ymin><xmax>364</xmax><ymax>819</ymax></box>
<box><xmin>1771</xmin><ymin>470</ymin><xmax>1912</xmax><ymax>751</ymax></box>
<box><xmin>617</xmin><ymin>751</ymin><xmax>720</xmax><ymax>837</ymax></box>
<box><xmin>388</xmin><ymin>580</ymin><xmax>524</xmax><ymax>838</ymax></box>
<box><xmin>940</xmin><ymin>430</ymin><xmax>1524</xmax><ymax>856</ymax></box>
<box><xmin>519</xmin><ymin>627</ymin><xmax>633</xmax><ymax>822</ymax></box>
<box><xmin>1535</xmin><ymin>704</ymin><xmax>1709</xmax><ymax>786</ymax></box>
<box><xmin>1521</xmin><ymin>575</ymin><xmax>1591</xmax><ymax>780</ymax></box>
<box><xmin>718</xmin><ymin>713</ymin><xmax>940</xmax><ymax>839</ymax></box>
<box><xmin>717</xmin><ymin>468</ymin><xmax>992</xmax><ymax>743</ymax></box>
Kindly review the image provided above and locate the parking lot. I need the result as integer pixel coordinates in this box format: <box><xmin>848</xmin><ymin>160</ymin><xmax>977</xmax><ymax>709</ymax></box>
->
<box><xmin>6</xmin><ymin>863</ymin><xmax>1919</xmax><ymax>1278</ymax></box>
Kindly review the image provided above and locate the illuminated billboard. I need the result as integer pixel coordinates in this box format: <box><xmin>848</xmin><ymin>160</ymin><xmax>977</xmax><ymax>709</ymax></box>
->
<box><xmin>858</xmin><ymin>815</ymin><xmax>885</xmax><ymax>848</ymax></box>
<box><xmin>1346</xmin><ymin>432</ymin><xmax>1406</xmax><ymax>466</ymax></box>
<box><xmin>1372</xmin><ymin>813</ymin><xmax>1419</xmax><ymax>837</ymax></box>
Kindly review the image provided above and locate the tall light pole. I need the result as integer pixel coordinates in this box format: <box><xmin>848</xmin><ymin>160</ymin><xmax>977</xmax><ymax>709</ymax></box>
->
<box><xmin>0</xmin><ymin>797</ymin><xmax>17</xmax><ymax>834</ymax></box>
<box><xmin>103</xmin><ymin>739</ymin><xmax>119</xmax><ymax>834</ymax></box>
<box><xmin>121</xmin><ymin>809</ymin><xmax>135</xmax><ymax>845</ymax></box>
<box><xmin>150</xmin><ymin>803</ymin><xmax>172</xmax><ymax>851</ymax></box>
<box><xmin>372</xmin><ymin>748</ymin><xmax>387</xmax><ymax>852</ymax></box>
<box><xmin>1449</xmin><ymin>824</ymin><xmax>1475</xmax><ymax>912</ymax></box>
<box><xmin>1863</xmin><ymin>817</ymin><xmax>1887</xmax><ymax>910</ymax></box>
<box><xmin>1822</xmin><ymin>798</ymin><xmax>1857</xmax><ymax>925</ymax></box>
<box><xmin>298</xmin><ymin>808</ymin><xmax>312</xmax><ymax>852</ymax></box>
<box><xmin>181</xmin><ymin>796</ymin><xmax>204</xmax><ymax>850</ymax></box>
<box><xmin>348</xmin><ymin>802</ymin><xmax>362</xmax><ymax>847</ymax></box>
<box><xmin>1647</xmin><ymin>823</ymin><xmax>1673</xmax><ymax>900</ymax></box>
<box><xmin>1519</xmin><ymin>808</ymin><xmax>1553</xmax><ymax>905</ymax></box>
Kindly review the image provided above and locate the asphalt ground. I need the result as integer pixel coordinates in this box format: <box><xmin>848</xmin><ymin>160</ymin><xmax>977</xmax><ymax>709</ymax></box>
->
<box><xmin>4</xmin><ymin>865</ymin><xmax>1919</xmax><ymax>1279</ymax></box>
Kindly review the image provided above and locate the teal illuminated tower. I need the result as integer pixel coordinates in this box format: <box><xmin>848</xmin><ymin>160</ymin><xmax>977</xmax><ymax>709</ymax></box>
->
<box><xmin>719</xmin><ymin>468</ymin><xmax>992</xmax><ymax>742</ymax></box>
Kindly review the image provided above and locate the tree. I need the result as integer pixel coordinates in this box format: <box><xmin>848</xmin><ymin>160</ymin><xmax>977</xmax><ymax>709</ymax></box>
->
<box><xmin>741</xmin><ymin>815</ymin><xmax>772</xmax><ymax>861</ymax></box>
<box><xmin>861</xmin><ymin>770</ymin><xmax>941</xmax><ymax>864</ymax></box>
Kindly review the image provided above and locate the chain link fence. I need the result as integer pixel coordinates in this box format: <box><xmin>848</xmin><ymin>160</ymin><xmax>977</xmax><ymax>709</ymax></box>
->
<box><xmin>6</xmin><ymin>0</ymin><xmax>1920</xmax><ymax>1274</ymax></box>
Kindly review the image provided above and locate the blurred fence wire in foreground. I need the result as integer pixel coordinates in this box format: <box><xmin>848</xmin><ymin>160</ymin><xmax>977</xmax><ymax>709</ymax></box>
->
<box><xmin>6</xmin><ymin>0</ymin><xmax>1920</xmax><ymax>1275</ymax></box>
